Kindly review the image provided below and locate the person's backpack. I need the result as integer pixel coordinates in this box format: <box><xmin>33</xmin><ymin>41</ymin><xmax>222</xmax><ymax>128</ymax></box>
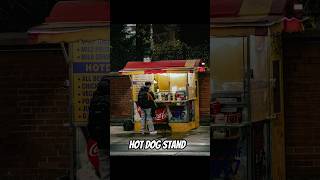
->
<box><xmin>137</xmin><ymin>87</ymin><xmax>149</xmax><ymax>108</ymax></box>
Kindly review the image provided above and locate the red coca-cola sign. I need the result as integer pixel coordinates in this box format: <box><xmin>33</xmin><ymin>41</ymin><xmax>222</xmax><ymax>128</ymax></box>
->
<box><xmin>154</xmin><ymin>108</ymin><xmax>167</xmax><ymax>122</ymax></box>
<box><xmin>87</xmin><ymin>138</ymin><xmax>99</xmax><ymax>170</ymax></box>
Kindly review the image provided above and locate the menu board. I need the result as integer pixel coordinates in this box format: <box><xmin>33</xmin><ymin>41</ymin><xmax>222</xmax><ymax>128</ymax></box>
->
<box><xmin>70</xmin><ymin>40</ymin><xmax>110</xmax><ymax>123</ymax></box>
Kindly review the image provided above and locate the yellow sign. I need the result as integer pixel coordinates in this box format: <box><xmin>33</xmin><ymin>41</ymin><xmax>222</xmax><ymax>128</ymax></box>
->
<box><xmin>71</xmin><ymin>40</ymin><xmax>110</xmax><ymax>123</ymax></box>
<box><xmin>70</xmin><ymin>40</ymin><xmax>110</xmax><ymax>62</ymax></box>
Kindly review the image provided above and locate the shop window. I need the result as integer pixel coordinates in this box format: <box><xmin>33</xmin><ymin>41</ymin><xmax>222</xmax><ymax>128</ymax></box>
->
<box><xmin>211</xmin><ymin>37</ymin><xmax>245</xmax><ymax>93</ymax></box>
<box><xmin>169</xmin><ymin>73</ymin><xmax>187</xmax><ymax>92</ymax></box>
<box><xmin>156</xmin><ymin>74</ymin><xmax>169</xmax><ymax>91</ymax></box>
<box><xmin>210</xmin><ymin>37</ymin><xmax>246</xmax><ymax>124</ymax></box>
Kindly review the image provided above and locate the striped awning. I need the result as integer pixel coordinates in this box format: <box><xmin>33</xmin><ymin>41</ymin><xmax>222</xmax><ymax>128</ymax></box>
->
<box><xmin>119</xmin><ymin>60</ymin><xmax>201</xmax><ymax>75</ymax></box>
<box><xmin>211</xmin><ymin>0</ymin><xmax>288</xmax><ymax>27</ymax></box>
<box><xmin>28</xmin><ymin>1</ymin><xmax>110</xmax><ymax>44</ymax></box>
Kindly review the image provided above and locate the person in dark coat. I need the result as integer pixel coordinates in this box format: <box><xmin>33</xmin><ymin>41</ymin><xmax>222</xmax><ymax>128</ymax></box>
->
<box><xmin>137</xmin><ymin>81</ymin><xmax>157</xmax><ymax>135</ymax></box>
<box><xmin>87</xmin><ymin>76</ymin><xmax>110</xmax><ymax>180</ymax></box>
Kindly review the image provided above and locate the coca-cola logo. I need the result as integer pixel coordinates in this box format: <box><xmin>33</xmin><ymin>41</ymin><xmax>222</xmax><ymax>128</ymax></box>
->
<box><xmin>155</xmin><ymin>113</ymin><xmax>166</xmax><ymax>120</ymax></box>
<box><xmin>88</xmin><ymin>142</ymin><xmax>98</xmax><ymax>157</ymax></box>
<box><xmin>155</xmin><ymin>108</ymin><xmax>167</xmax><ymax>121</ymax></box>
<box><xmin>86</xmin><ymin>139</ymin><xmax>99</xmax><ymax>170</ymax></box>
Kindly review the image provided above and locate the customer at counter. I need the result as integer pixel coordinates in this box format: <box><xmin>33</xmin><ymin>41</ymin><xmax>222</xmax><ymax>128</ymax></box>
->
<box><xmin>137</xmin><ymin>81</ymin><xmax>157</xmax><ymax>135</ymax></box>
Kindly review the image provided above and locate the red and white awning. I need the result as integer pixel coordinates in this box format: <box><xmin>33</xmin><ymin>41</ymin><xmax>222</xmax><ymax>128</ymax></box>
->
<box><xmin>119</xmin><ymin>60</ymin><xmax>201</xmax><ymax>75</ymax></box>
<box><xmin>211</xmin><ymin>0</ymin><xmax>287</xmax><ymax>18</ymax></box>
<box><xmin>211</xmin><ymin>0</ymin><xmax>287</xmax><ymax>27</ymax></box>
<box><xmin>211</xmin><ymin>0</ymin><xmax>304</xmax><ymax>33</ymax></box>
<box><xmin>28</xmin><ymin>1</ymin><xmax>110</xmax><ymax>44</ymax></box>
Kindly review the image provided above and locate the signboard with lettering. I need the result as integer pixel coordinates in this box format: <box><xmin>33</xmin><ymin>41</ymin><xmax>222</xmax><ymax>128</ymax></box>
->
<box><xmin>70</xmin><ymin>40</ymin><xmax>110</xmax><ymax>123</ymax></box>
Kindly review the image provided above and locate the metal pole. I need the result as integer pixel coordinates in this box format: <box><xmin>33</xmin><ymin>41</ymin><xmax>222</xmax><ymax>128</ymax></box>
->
<box><xmin>246</xmin><ymin>36</ymin><xmax>253</xmax><ymax>180</ymax></box>
<box><xmin>60</xmin><ymin>42</ymin><xmax>76</xmax><ymax>180</ymax></box>
<box><xmin>267</xmin><ymin>120</ymin><xmax>271</xmax><ymax>180</ymax></box>
<box><xmin>150</xmin><ymin>24</ymin><xmax>154</xmax><ymax>54</ymax></box>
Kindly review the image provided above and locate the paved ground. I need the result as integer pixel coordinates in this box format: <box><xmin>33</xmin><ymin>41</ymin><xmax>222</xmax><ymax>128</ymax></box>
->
<box><xmin>110</xmin><ymin>126</ymin><xmax>210</xmax><ymax>156</ymax></box>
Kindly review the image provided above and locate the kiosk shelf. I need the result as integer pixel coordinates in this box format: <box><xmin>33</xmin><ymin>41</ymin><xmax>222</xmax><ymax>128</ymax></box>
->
<box><xmin>210</xmin><ymin>122</ymin><xmax>251</xmax><ymax>128</ymax></box>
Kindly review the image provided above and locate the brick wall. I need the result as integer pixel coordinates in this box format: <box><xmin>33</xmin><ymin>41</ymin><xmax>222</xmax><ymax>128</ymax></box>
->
<box><xmin>199</xmin><ymin>72</ymin><xmax>210</xmax><ymax>124</ymax></box>
<box><xmin>110</xmin><ymin>73</ymin><xmax>211</xmax><ymax>124</ymax></box>
<box><xmin>283</xmin><ymin>34</ymin><xmax>320</xmax><ymax>178</ymax></box>
<box><xmin>110</xmin><ymin>76</ymin><xmax>132</xmax><ymax>121</ymax></box>
<box><xmin>0</xmin><ymin>46</ymin><xmax>72</xmax><ymax>180</ymax></box>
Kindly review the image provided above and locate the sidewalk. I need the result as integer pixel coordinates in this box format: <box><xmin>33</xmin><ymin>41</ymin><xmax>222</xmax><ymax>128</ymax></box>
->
<box><xmin>110</xmin><ymin>125</ymin><xmax>210</xmax><ymax>156</ymax></box>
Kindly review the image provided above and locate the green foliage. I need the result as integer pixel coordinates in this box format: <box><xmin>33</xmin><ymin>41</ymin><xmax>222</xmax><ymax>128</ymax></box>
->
<box><xmin>186</xmin><ymin>40</ymin><xmax>209</xmax><ymax>64</ymax></box>
<box><xmin>152</xmin><ymin>40</ymin><xmax>209</xmax><ymax>64</ymax></box>
<box><xmin>110</xmin><ymin>24</ymin><xmax>136</xmax><ymax>71</ymax></box>
<box><xmin>136</xmin><ymin>24</ymin><xmax>152</xmax><ymax>58</ymax></box>
<box><xmin>299</xmin><ymin>0</ymin><xmax>320</xmax><ymax>30</ymax></box>
<box><xmin>111</xmin><ymin>24</ymin><xmax>209</xmax><ymax>71</ymax></box>
<box><xmin>152</xmin><ymin>40</ymin><xmax>186</xmax><ymax>60</ymax></box>
<box><xmin>307</xmin><ymin>16</ymin><xmax>320</xmax><ymax>30</ymax></box>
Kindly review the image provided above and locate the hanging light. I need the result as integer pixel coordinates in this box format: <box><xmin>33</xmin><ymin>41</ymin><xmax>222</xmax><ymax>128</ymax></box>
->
<box><xmin>198</xmin><ymin>61</ymin><xmax>206</xmax><ymax>72</ymax></box>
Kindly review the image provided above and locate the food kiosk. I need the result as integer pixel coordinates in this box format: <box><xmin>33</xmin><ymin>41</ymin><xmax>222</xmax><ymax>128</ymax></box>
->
<box><xmin>119</xmin><ymin>60</ymin><xmax>202</xmax><ymax>133</ymax></box>
<box><xmin>210</xmin><ymin>0</ymin><xmax>287</xmax><ymax>179</ymax></box>
<box><xmin>28</xmin><ymin>1</ymin><xmax>110</xmax><ymax>179</ymax></box>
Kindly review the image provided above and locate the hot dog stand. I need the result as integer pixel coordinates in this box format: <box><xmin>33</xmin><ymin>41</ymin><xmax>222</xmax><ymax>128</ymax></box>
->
<box><xmin>119</xmin><ymin>60</ymin><xmax>202</xmax><ymax>133</ymax></box>
<box><xmin>28</xmin><ymin>1</ymin><xmax>110</xmax><ymax>179</ymax></box>
<box><xmin>210</xmin><ymin>0</ymin><xmax>288</xmax><ymax>179</ymax></box>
